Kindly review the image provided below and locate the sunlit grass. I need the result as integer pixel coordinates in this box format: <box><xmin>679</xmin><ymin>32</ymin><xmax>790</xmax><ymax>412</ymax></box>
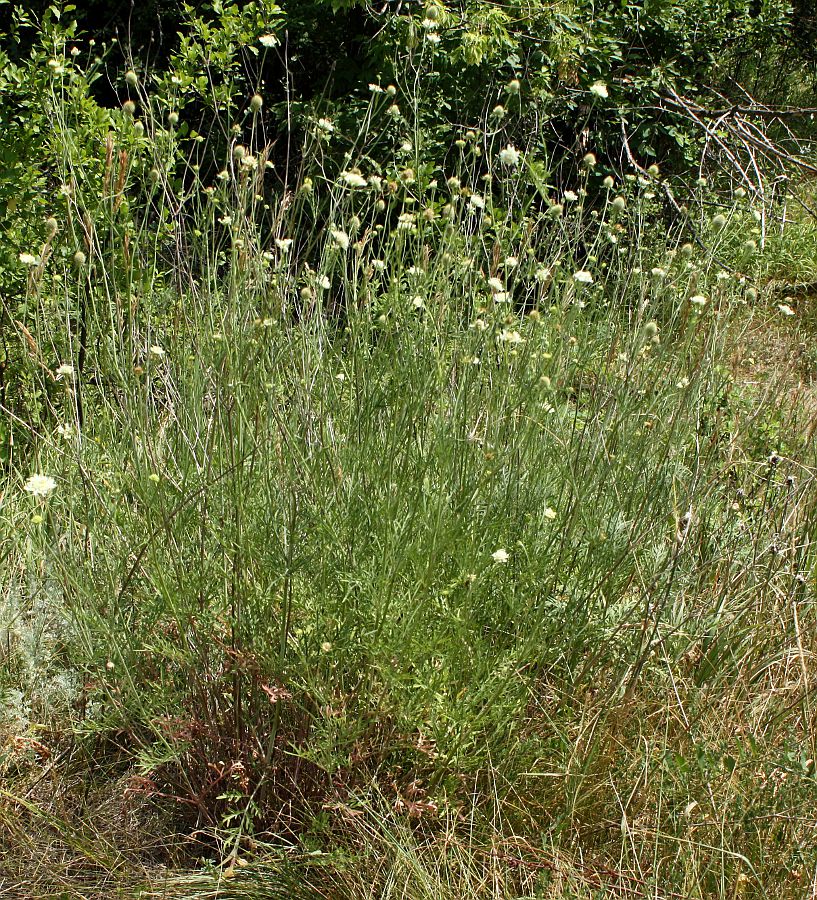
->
<box><xmin>1</xmin><ymin>38</ymin><xmax>817</xmax><ymax>900</ymax></box>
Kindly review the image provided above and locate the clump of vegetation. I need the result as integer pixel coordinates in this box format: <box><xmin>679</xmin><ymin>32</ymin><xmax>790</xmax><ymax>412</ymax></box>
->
<box><xmin>1</xmin><ymin>2</ymin><xmax>817</xmax><ymax>898</ymax></box>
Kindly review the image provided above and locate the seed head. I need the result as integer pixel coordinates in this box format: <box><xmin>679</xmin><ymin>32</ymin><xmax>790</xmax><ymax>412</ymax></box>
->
<box><xmin>125</xmin><ymin>70</ymin><xmax>138</xmax><ymax>87</ymax></box>
<box><xmin>72</xmin><ymin>250</ymin><xmax>86</xmax><ymax>268</ymax></box>
<box><xmin>250</xmin><ymin>93</ymin><xmax>263</xmax><ymax>113</ymax></box>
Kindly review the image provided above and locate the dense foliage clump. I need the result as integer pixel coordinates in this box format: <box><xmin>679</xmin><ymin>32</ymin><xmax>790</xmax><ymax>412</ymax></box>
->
<box><xmin>1</xmin><ymin>3</ymin><xmax>817</xmax><ymax>897</ymax></box>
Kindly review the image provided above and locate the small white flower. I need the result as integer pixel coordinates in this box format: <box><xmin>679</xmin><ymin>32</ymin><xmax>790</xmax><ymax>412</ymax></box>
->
<box><xmin>689</xmin><ymin>295</ymin><xmax>707</xmax><ymax>307</ymax></box>
<box><xmin>491</xmin><ymin>548</ymin><xmax>510</xmax><ymax>563</ymax></box>
<box><xmin>330</xmin><ymin>229</ymin><xmax>350</xmax><ymax>251</ymax></box>
<box><xmin>563</xmin><ymin>190</ymin><xmax>578</xmax><ymax>202</ymax></box>
<box><xmin>573</xmin><ymin>270</ymin><xmax>593</xmax><ymax>285</ymax></box>
<box><xmin>543</xmin><ymin>507</ymin><xmax>557</xmax><ymax>520</ymax></box>
<box><xmin>149</xmin><ymin>345</ymin><xmax>166</xmax><ymax>357</ymax></box>
<box><xmin>372</xmin><ymin>260</ymin><xmax>387</xmax><ymax>272</ymax></box>
<box><xmin>468</xmin><ymin>193</ymin><xmax>485</xmax><ymax>210</ymax></box>
<box><xmin>412</xmin><ymin>296</ymin><xmax>425</xmax><ymax>309</ymax></box>
<box><xmin>317</xmin><ymin>274</ymin><xmax>331</xmax><ymax>290</ymax></box>
<box><xmin>535</xmin><ymin>267</ymin><xmax>551</xmax><ymax>284</ymax></box>
<box><xmin>493</xmin><ymin>292</ymin><xmax>510</xmax><ymax>303</ymax></box>
<box><xmin>472</xmin><ymin>318</ymin><xmax>488</xmax><ymax>332</ymax></box>
<box><xmin>498</xmin><ymin>329</ymin><xmax>524</xmax><ymax>345</ymax></box>
<box><xmin>56</xmin><ymin>364</ymin><xmax>74</xmax><ymax>378</ymax></box>
<box><xmin>590</xmin><ymin>81</ymin><xmax>609</xmax><ymax>99</ymax></box>
<box><xmin>259</xmin><ymin>34</ymin><xmax>279</xmax><ymax>47</ymax></box>
<box><xmin>275</xmin><ymin>238</ymin><xmax>293</xmax><ymax>252</ymax></box>
<box><xmin>316</xmin><ymin>117</ymin><xmax>334</xmax><ymax>134</ymax></box>
<box><xmin>488</xmin><ymin>277</ymin><xmax>505</xmax><ymax>293</ymax></box>
<box><xmin>503</xmin><ymin>256</ymin><xmax>518</xmax><ymax>269</ymax></box>
<box><xmin>650</xmin><ymin>267</ymin><xmax>667</xmax><ymax>280</ymax></box>
<box><xmin>499</xmin><ymin>144</ymin><xmax>521</xmax><ymax>167</ymax></box>
<box><xmin>342</xmin><ymin>171</ymin><xmax>368</xmax><ymax>188</ymax></box>
<box><xmin>19</xmin><ymin>253</ymin><xmax>40</xmax><ymax>267</ymax></box>
<box><xmin>778</xmin><ymin>303</ymin><xmax>795</xmax><ymax>316</ymax></box>
<box><xmin>24</xmin><ymin>474</ymin><xmax>57</xmax><ymax>498</ymax></box>
<box><xmin>369</xmin><ymin>83</ymin><xmax>384</xmax><ymax>93</ymax></box>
